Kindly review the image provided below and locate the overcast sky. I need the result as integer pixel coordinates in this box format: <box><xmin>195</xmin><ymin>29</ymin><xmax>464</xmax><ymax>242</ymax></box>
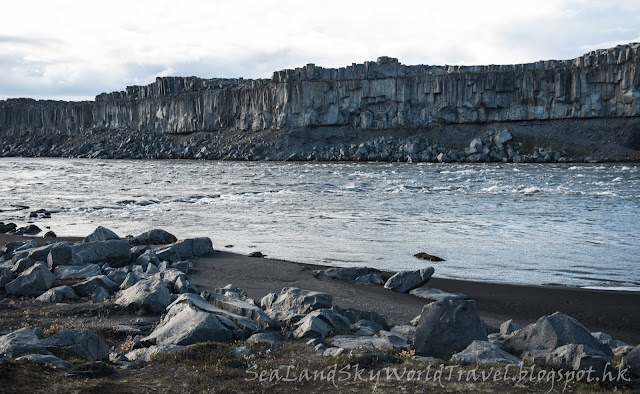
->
<box><xmin>1</xmin><ymin>0</ymin><xmax>639</xmax><ymax>101</ymax></box>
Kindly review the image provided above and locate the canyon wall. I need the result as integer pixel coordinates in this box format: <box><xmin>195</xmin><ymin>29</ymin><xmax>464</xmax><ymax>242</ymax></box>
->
<box><xmin>1</xmin><ymin>44</ymin><xmax>639</xmax><ymax>137</ymax></box>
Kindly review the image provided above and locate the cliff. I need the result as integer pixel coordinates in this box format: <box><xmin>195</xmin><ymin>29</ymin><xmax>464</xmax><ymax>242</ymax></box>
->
<box><xmin>1</xmin><ymin>44</ymin><xmax>639</xmax><ymax>137</ymax></box>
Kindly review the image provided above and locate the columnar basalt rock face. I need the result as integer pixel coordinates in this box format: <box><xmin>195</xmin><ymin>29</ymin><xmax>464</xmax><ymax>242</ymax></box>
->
<box><xmin>1</xmin><ymin>44</ymin><xmax>638</xmax><ymax>137</ymax></box>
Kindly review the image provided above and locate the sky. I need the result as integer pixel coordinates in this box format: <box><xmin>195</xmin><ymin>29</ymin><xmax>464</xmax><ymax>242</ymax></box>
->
<box><xmin>1</xmin><ymin>0</ymin><xmax>639</xmax><ymax>101</ymax></box>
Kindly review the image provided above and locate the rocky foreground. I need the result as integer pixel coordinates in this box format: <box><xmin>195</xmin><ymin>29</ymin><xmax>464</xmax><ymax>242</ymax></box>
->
<box><xmin>1</xmin><ymin>227</ymin><xmax>640</xmax><ymax>392</ymax></box>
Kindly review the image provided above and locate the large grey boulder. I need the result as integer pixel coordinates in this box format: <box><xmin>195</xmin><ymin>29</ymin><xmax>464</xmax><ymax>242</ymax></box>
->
<box><xmin>451</xmin><ymin>340</ymin><xmax>521</xmax><ymax>365</ymax></box>
<box><xmin>142</xmin><ymin>302</ymin><xmax>235</xmax><ymax>347</ymax></box>
<box><xmin>41</xmin><ymin>328</ymin><xmax>109</xmax><ymax>361</ymax></box>
<box><xmin>261</xmin><ymin>287</ymin><xmax>333</xmax><ymax>325</ymax></box>
<box><xmin>36</xmin><ymin>286</ymin><xmax>78</xmax><ymax>303</ymax></box>
<box><xmin>624</xmin><ymin>345</ymin><xmax>640</xmax><ymax>377</ymax></box>
<box><xmin>293</xmin><ymin>308</ymin><xmax>351</xmax><ymax>339</ymax></box>
<box><xmin>115</xmin><ymin>277</ymin><xmax>172</xmax><ymax>314</ymax></box>
<box><xmin>384</xmin><ymin>267</ymin><xmax>435</xmax><ymax>293</ymax></box>
<box><xmin>0</xmin><ymin>328</ymin><xmax>46</xmax><ymax>358</ymax></box>
<box><xmin>154</xmin><ymin>238</ymin><xmax>213</xmax><ymax>261</ymax></box>
<box><xmin>83</xmin><ymin>226</ymin><xmax>120</xmax><ymax>243</ymax></box>
<box><xmin>119</xmin><ymin>272</ymin><xmax>140</xmax><ymax>290</ymax></box>
<box><xmin>11</xmin><ymin>243</ymin><xmax>59</xmax><ymax>264</ymax></box>
<box><xmin>125</xmin><ymin>344</ymin><xmax>184</xmax><ymax>362</ymax></box>
<box><xmin>47</xmin><ymin>243</ymin><xmax>82</xmax><ymax>269</ymax></box>
<box><xmin>341</xmin><ymin>308</ymin><xmax>390</xmax><ymax>331</ymax></box>
<box><xmin>53</xmin><ymin>264</ymin><xmax>101</xmax><ymax>280</ymax></box>
<box><xmin>11</xmin><ymin>257</ymin><xmax>38</xmax><ymax>274</ymax></box>
<box><xmin>130</xmin><ymin>229</ymin><xmax>178</xmax><ymax>246</ymax></box>
<box><xmin>541</xmin><ymin>344</ymin><xmax>611</xmax><ymax>372</ymax></box>
<box><xmin>16</xmin><ymin>354</ymin><xmax>70</xmax><ymax>370</ymax></box>
<box><xmin>500</xmin><ymin>319</ymin><xmax>517</xmax><ymax>335</ymax></box>
<box><xmin>160</xmin><ymin>269</ymin><xmax>197</xmax><ymax>294</ymax></box>
<box><xmin>501</xmin><ymin>312</ymin><xmax>614</xmax><ymax>359</ymax></box>
<box><xmin>72</xmin><ymin>275</ymin><xmax>118</xmax><ymax>297</ymax></box>
<box><xmin>316</xmin><ymin>267</ymin><xmax>381</xmax><ymax>281</ymax></box>
<box><xmin>135</xmin><ymin>249</ymin><xmax>161</xmax><ymax>268</ymax></box>
<box><xmin>409</xmin><ymin>287</ymin><xmax>469</xmax><ymax>301</ymax></box>
<box><xmin>591</xmin><ymin>331</ymin><xmax>627</xmax><ymax>349</ymax></box>
<box><xmin>201</xmin><ymin>291</ymin><xmax>274</xmax><ymax>329</ymax></box>
<box><xmin>71</xmin><ymin>239</ymin><xmax>131</xmax><ymax>267</ymax></box>
<box><xmin>5</xmin><ymin>263</ymin><xmax>56</xmax><ymax>296</ymax></box>
<box><xmin>414</xmin><ymin>300</ymin><xmax>487</xmax><ymax>359</ymax></box>
<box><xmin>331</xmin><ymin>331</ymin><xmax>409</xmax><ymax>351</ymax></box>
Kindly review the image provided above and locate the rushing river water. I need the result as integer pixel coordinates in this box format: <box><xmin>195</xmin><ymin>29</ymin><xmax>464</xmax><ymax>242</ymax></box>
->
<box><xmin>0</xmin><ymin>158</ymin><xmax>638</xmax><ymax>289</ymax></box>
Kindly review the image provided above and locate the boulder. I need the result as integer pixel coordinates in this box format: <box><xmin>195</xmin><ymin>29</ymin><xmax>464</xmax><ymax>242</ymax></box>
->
<box><xmin>125</xmin><ymin>344</ymin><xmax>184</xmax><ymax>363</ymax></box>
<box><xmin>16</xmin><ymin>354</ymin><xmax>69</xmax><ymax>370</ymax></box>
<box><xmin>155</xmin><ymin>238</ymin><xmax>213</xmax><ymax>262</ymax></box>
<box><xmin>384</xmin><ymin>267</ymin><xmax>435</xmax><ymax>293</ymax></box>
<box><xmin>53</xmin><ymin>264</ymin><xmax>101</xmax><ymax>280</ymax></box>
<box><xmin>331</xmin><ymin>331</ymin><xmax>408</xmax><ymax>351</ymax></box>
<box><xmin>5</xmin><ymin>263</ymin><xmax>56</xmax><ymax>296</ymax></box>
<box><xmin>83</xmin><ymin>226</ymin><xmax>120</xmax><ymax>243</ymax></box>
<box><xmin>92</xmin><ymin>287</ymin><xmax>111</xmax><ymax>302</ymax></box>
<box><xmin>414</xmin><ymin>300</ymin><xmax>487</xmax><ymax>359</ymax></box>
<box><xmin>142</xmin><ymin>302</ymin><xmax>235</xmax><ymax>347</ymax></box>
<box><xmin>352</xmin><ymin>320</ymin><xmax>383</xmax><ymax>336</ymax></box>
<box><xmin>72</xmin><ymin>275</ymin><xmax>118</xmax><ymax>297</ymax></box>
<box><xmin>201</xmin><ymin>291</ymin><xmax>274</xmax><ymax>329</ymax></box>
<box><xmin>36</xmin><ymin>286</ymin><xmax>78</xmax><ymax>303</ymax></box>
<box><xmin>12</xmin><ymin>242</ymin><xmax>64</xmax><ymax>264</ymax></box>
<box><xmin>0</xmin><ymin>222</ymin><xmax>17</xmax><ymax>234</ymax></box>
<box><xmin>316</xmin><ymin>267</ymin><xmax>381</xmax><ymax>281</ymax></box>
<box><xmin>390</xmin><ymin>324</ymin><xmax>416</xmax><ymax>342</ymax></box>
<box><xmin>130</xmin><ymin>229</ymin><xmax>178</xmax><ymax>246</ymax></box>
<box><xmin>451</xmin><ymin>340</ymin><xmax>520</xmax><ymax>365</ymax></box>
<box><xmin>115</xmin><ymin>277</ymin><xmax>172</xmax><ymax>314</ymax></box>
<box><xmin>106</xmin><ymin>268</ymin><xmax>129</xmax><ymax>285</ymax></box>
<box><xmin>0</xmin><ymin>268</ymin><xmax>11</xmax><ymax>289</ymax></box>
<box><xmin>160</xmin><ymin>269</ymin><xmax>197</xmax><ymax>294</ymax></box>
<box><xmin>41</xmin><ymin>328</ymin><xmax>110</xmax><ymax>361</ymax></box>
<box><xmin>500</xmin><ymin>319</ymin><xmax>516</xmax><ymax>335</ymax></box>
<box><xmin>409</xmin><ymin>287</ymin><xmax>469</xmax><ymax>301</ymax></box>
<box><xmin>47</xmin><ymin>243</ymin><xmax>82</xmax><ymax>269</ymax></box>
<box><xmin>11</xmin><ymin>257</ymin><xmax>38</xmax><ymax>274</ymax></box>
<box><xmin>119</xmin><ymin>272</ymin><xmax>140</xmax><ymax>290</ymax></box>
<box><xmin>135</xmin><ymin>249</ymin><xmax>161</xmax><ymax>268</ymax></box>
<box><xmin>501</xmin><ymin>312</ymin><xmax>613</xmax><ymax>359</ymax></box>
<box><xmin>414</xmin><ymin>252</ymin><xmax>445</xmax><ymax>262</ymax></box>
<box><xmin>591</xmin><ymin>331</ymin><xmax>627</xmax><ymax>349</ymax></box>
<box><xmin>353</xmin><ymin>273</ymin><xmax>384</xmax><ymax>285</ymax></box>
<box><xmin>341</xmin><ymin>308</ymin><xmax>390</xmax><ymax>331</ymax></box>
<box><xmin>541</xmin><ymin>344</ymin><xmax>611</xmax><ymax>372</ymax></box>
<box><xmin>293</xmin><ymin>308</ymin><xmax>351</xmax><ymax>339</ymax></box>
<box><xmin>0</xmin><ymin>328</ymin><xmax>46</xmax><ymax>358</ymax></box>
<box><xmin>623</xmin><ymin>345</ymin><xmax>640</xmax><ymax>377</ymax></box>
<box><xmin>262</xmin><ymin>287</ymin><xmax>333</xmax><ymax>325</ymax></box>
<box><xmin>71</xmin><ymin>239</ymin><xmax>131</xmax><ymax>267</ymax></box>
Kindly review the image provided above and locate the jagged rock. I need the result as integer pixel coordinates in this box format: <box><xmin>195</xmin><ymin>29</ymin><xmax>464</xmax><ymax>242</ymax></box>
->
<box><xmin>53</xmin><ymin>264</ymin><xmax>101</xmax><ymax>280</ymax></box>
<box><xmin>261</xmin><ymin>287</ymin><xmax>333</xmax><ymax>325</ymax></box>
<box><xmin>41</xmin><ymin>328</ymin><xmax>109</xmax><ymax>361</ymax></box>
<box><xmin>145</xmin><ymin>264</ymin><xmax>159</xmax><ymax>275</ymax></box>
<box><xmin>384</xmin><ymin>267</ymin><xmax>434</xmax><ymax>293</ymax></box>
<box><xmin>0</xmin><ymin>328</ymin><xmax>46</xmax><ymax>358</ymax></box>
<box><xmin>16</xmin><ymin>354</ymin><xmax>69</xmax><ymax>370</ymax></box>
<box><xmin>47</xmin><ymin>243</ymin><xmax>82</xmax><ymax>269</ymax></box>
<box><xmin>323</xmin><ymin>347</ymin><xmax>346</xmax><ymax>357</ymax></box>
<box><xmin>130</xmin><ymin>229</ymin><xmax>178</xmax><ymax>246</ymax></box>
<box><xmin>83</xmin><ymin>226</ymin><xmax>120</xmax><ymax>243</ymax></box>
<box><xmin>5</xmin><ymin>263</ymin><xmax>55</xmax><ymax>296</ymax></box>
<box><xmin>293</xmin><ymin>308</ymin><xmax>351</xmax><ymax>339</ymax></box>
<box><xmin>115</xmin><ymin>277</ymin><xmax>172</xmax><ymax>314</ymax></box>
<box><xmin>0</xmin><ymin>268</ymin><xmax>11</xmax><ymax>288</ymax></box>
<box><xmin>494</xmin><ymin>130</ymin><xmax>513</xmax><ymax>145</ymax></box>
<box><xmin>390</xmin><ymin>324</ymin><xmax>417</xmax><ymax>342</ymax></box>
<box><xmin>316</xmin><ymin>267</ymin><xmax>381</xmax><ymax>281</ymax></box>
<box><xmin>414</xmin><ymin>300</ymin><xmax>487</xmax><ymax>359</ymax></box>
<box><xmin>119</xmin><ymin>272</ymin><xmax>140</xmax><ymax>290</ymax></box>
<box><xmin>212</xmin><ymin>284</ymin><xmax>249</xmax><ymax>300</ymax></box>
<box><xmin>541</xmin><ymin>344</ymin><xmax>612</xmax><ymax>372</ymax></box>
<box><xmin>92</xmin><ymin>287</ymin><xmax>111</xmax><ymax>302</ymax></box>
<box><xmin>500</xmin><ymin>319</ymin><xmax>516</xmax><ymax>335</ymax></box>
<box><xmin>160</xmin><ymin>269</ymin><xmax>197</xmax><ymax>294</ymax></box>
<box><xmin>341</xmin><ymin>308</ymin><xmax>390</xmax><ymax>331</ymax></box>
<box><xmin>247</xmin><ymin>332</ymin><xmax>285</xmax><ymax>346</ymax></box>
<box><xmin>501</xmin><ymin>312</ymin><xmax>614</xmax><ymax>359</ymax></box>
<box><xmin>352</xmin><ymin>320</ymin><xmax>384</xmax><ymax>336</ymax></box>
<box><xmin>409</xmin><ymin>287</ymin><xmax>469</xmax><ymax>301</ymax></box>
<box><xmin>624</xmin><ymin>346</ymin><xmax>640</xmax><ymax>377</ymax></box>
<box><xmin>36</xmin><ymin>286</ymin><xmax>77</xmax><ymax>303</ymax></box>
<box><xmin>125</xmin><ymin>344</ymin><xmax>184</xmax><ymax>363</ymax></box>
<box><xmin>106</xmin><ymin>268</ymin><xmax>129</xmax><ymax>285</ymax></box>
<box><xmin>451</xmin><ymin>340</ymin><xmax>520</xmax><ymax>365</ymax></box>
<box><xmin>72</xmin><ymin>275</ymin><xmax>118</xmax><ymax>297</ymax></box>
<box><xmin>353</xmin><ymin>273</ymin><xmax>384</xmax><ymax>285</ymax></box>
<box><xmin>331</xmin><ymin>331</ymin><xmax>409</xmax><ymax>351</ymax></box>
<box><xmin>591</xmin><ymin>331</ymin><xmax>627</xmax><ymax>348</ymax></box>
<box><xmin>135</xmin><ymin>249</ymin><xmax>161</xmax><ymax>268</ymax></box>
<box><xmin>71</xmin><ymin>239</ymin><xmax>131</xmax><ymax>267</ymax></box>
<box><xmin>12</xmin><ymin>242</ymin><xmax>62</xmax><ymax>264</ymax></box>
<box><xmin>201</xmin><ymin>291</ymin><xmax>274</xmax><ymax>329</ymax></box>
<box><xmin>11</xmin><ymin>257</ymin><xmax>37</xmax><ymax>274</ymax></box>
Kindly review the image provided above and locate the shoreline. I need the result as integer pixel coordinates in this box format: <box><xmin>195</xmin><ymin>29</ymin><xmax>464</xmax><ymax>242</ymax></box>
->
<box><xmin>3</xmin><ymin>232</ymin><xmax>637</xmax><ymax>345</ymax></box>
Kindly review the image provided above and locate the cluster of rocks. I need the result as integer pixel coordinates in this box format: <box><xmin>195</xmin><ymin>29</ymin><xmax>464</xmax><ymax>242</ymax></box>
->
<box><xmin>2</xmin><ymin>228</ymin><xmax>640</xmax><ymax>383</ymax></box>
<box><xmin>0</xmin><ymin>128</ymin><xmax>584</xmax><ymax>163</ymax></box>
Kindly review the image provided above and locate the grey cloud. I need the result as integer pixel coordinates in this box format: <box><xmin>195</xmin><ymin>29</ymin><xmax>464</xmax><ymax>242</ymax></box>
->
<box><xmin>0</xmin><ymin>34</ymin><xmax>61</xmax><ymax>47</ymax></box>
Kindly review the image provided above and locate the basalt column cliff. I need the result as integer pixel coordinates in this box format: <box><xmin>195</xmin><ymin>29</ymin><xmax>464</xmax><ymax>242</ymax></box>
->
<box><xmin>1</xmin><ymin>44</ymin><xmax>639</xmax><ymax>161</ymax></box>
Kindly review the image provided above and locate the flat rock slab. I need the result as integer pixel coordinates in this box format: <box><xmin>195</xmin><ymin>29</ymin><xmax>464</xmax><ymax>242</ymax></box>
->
<box><xmin>384</xmin><ymin>267</ymin><xmax>435</xmax><ymax>293</ymax></box>
<box><xmin>16</xmin><ymin>354</ymin><xmax>70</xmax><ymax>370</ymax></box>
<box><xmin>451</xmin><ymin>340</ymin><xmax>521</xmax><ymax>365</ymax></box>
<box><xmin>330</xmin><ymin>331</ymin><xmax>408</xmax><ymax>351</ymax></box>
<box><xmin>409</xmin><ymin>287</ymin><xmax>470</xmax><ymax>301</ymax></box>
